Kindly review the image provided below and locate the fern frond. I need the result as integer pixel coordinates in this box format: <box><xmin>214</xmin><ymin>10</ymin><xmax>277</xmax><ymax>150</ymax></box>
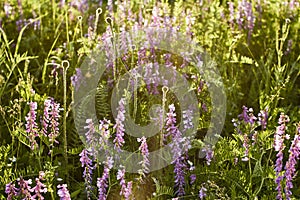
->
<box><xmin>95</xmin><ymin>81</ymin><xmax>111</xmax><ymax>120</ymax></box>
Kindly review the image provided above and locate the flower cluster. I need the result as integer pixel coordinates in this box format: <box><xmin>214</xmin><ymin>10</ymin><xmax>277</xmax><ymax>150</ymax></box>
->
<box><xmin>117</xmin><ymin>166</ymin><xmax>133</xmax><ymax>200</ymax></box>
<box><xmin>5</xmin><ymin>172</ymin><xmax>47</xmax><ymax>200</ymax></box>
<box><xmin>228</xmin><ymin>0</ymin><xmax>256</xmax><ymax>40</ymax></box>
<box><xmin>113</xmin><ymin>98</ymin><xmax>126</xmax><ymax>152</ymax></box>
<box><xmin>233</xmin><ymin>106</ymin><xmax>269</xmax><ymax>162</ymax></box>
<box><xmin>137</xmin><ymin>136</ymin><xmax>150</xmax><ymax>179</ymax></box>
<box><xmin>57</xmin><ymin>184</ymin><xmax>71</xmax><ymax>200</ymax></box>
<box><xmin>25</xmin><ymin>101</ymin><xmax>38</xmax><ymax>150</ymax></box>
<box><xmin>284</xmin><ymin>123</ymin><xmax>300</xmax><ymax>200</ymax></box>
<box><xmin>48</xmin><ymin>100</ymin><xmax>61</xmax><ymax>146</ymax></box>
<box><xmin>165</xmin><ymin>104</ymin><xmax>188</xmax><ymax>196</ymax></box>
<box><xmin>202</xmin><ymin>145</ymin><xmax>214</xmax><ymax>165</ymax></box>
<box><xmin>199</xmin><ymin>185</ymin><xmax>207</xmax><ymax>199</ymax></box>
<box><xmin>97</xmin><ymin>157</ymin><xmax>114</xmax><ymax>200</ymax></box>
<box><xmin>79</xmin><ymin>148</ymin><xmax>95</xmax><ymax>199</ymax></box>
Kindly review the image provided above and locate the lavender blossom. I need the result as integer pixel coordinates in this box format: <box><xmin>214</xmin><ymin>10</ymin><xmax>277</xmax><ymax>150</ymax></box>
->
<box><xmin>4</xmin><ymin>2</ymin><xmax>13</xmax><ymax>18</ymax></box>
<box><xmin>57</xmin><ymin>184</ymin><xmax>71</xmax><ymax>200</ymax></box>
<box><xmin>284</xmin><ymin>123</ymin><xmax>300</xmax><ymax>200</ymax></box>
<box><xmin>202</xmin><ymin>145</ymin><xmax>214</xmax><ymax>165</ymax></box>
<box><xmin>165</xmin><ymin>104</ymin><xmax>187</xmax><ymax>196</ymax></box>
<box><xmin>137</xmin><ymin>136</ymin><xmax>150</xmax><ymax>178</ymax></box>
<box><xmin>69</xmin><ymin>0</ymin><xmax>88</xmax><ymax>13</ymax></box>
<box><xmin>5</xmin><ymin>182</ymin><xmax>18</xmax><ymax>200</ymax></box>
<box><xmin>97</xmin><ymin>157</ymin><xmax>114</xmax><ymax>200</ymax></box>
<box><xmin>199</xmin><ymin>185</ymin><xmax>207</xmax><ymax>199</ymax></box>
<box><xmin>116</xmin><ymin>166</ymin><xmax>134</xmax><ymax>199</ymax></box>
<box><xmin>31</xmin><ymin>178</ymin><xmax>47</xmax><ymax>200</ymax></box>
<box><xmin>117</xmin><ymin>167</ymin><xmax>127</xmax><ymax>196</ymax></box>
<box><xmin>124</xmin><ymin>181</ymin><xmax>133</xmax><ymax>200</ymax></box>
<box><xmin>79</xmin><ymin>148</ymin><xmax>95</xmax><ymax>199</ymax></box>
<box><xmin>25</xmin><ymin>101</ymin><xmax>38</xmax><ymax>150</ymax></box>
<box><xmin>190</xmin><ymin>174</ymin><xmax>196</xmax><ymax>185</ymax></box>
<box><xmin>71</xmin><ymin>68</ymin><xmax>83</xmax><ymax>91</ymax></box>
<box><xmin>48</xmin><ymin>100</ymin><xmax>60</xmax><ymax>146</ymax></box>
<box><xmin>238</xmin><ymin>105</ymin><xmax>250</xmax><ymax>123</ymax></box>
<box><xmin>228</xmin><ymin>2</ymin><xmax>235</xmax><ymax>28</ymax></box>
<box><xmin>274</xmin><ymin>113</ymin><xmax>289</xmax><ymax>200</ymax></box>
<box><xmin>18</xmin><ymin>177</ymin><xmax>33</xmax><ymax>199</ymax></box>
<box><xmin>84</xmin><ymin>119</ymin><xmax>96</xmax><ymax>146</ymax></box>
<box><xmin>113</xmin><ymin>98</ymin><xmax>126</xmax><ymax>152</ymax></box>
<box><xmin>182</xmin><ymin>109</ymin><xmax>194</xmax><ymax>131</ymax></box>
<box><xmin>173</xmin><ymin>156</ymin><xmax>187</xmax><ymax>196</ymax></box>
<box><xmin>99</xmin><ymin>119</ymin><xmax>111</xmax><ymax>153</ymax></box>
<box><xmin>258</xmin><ymin>108</ymin><xmax>268</xmax><ymax>130</ymax></box>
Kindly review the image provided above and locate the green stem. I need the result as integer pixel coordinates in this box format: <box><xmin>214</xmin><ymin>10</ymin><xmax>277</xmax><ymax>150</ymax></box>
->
<box><xmin>61</xmin><ymin>60</ymin><xmax>69</xmax><ymax>183</ymax></box>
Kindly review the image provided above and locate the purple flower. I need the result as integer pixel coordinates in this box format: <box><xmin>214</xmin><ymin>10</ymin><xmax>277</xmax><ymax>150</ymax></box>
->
<box><xmin>31</xmin><ymin>178</ymin><xmax>47</xmax><ymax>200</ymax></box>
<box><xmin>57</xmin><ymin>184</ymin><xmax>71</xmax><ymax>200</ymax></box>
<box><xmin>137</xmin><ymin>136</ymin><xmax>150</xmax><ymax>178</ymax></box>
<box><xmin>238</xmin><ymin>106</ymin><xmax>249</xmax><ymax>123</ymax></box>
<box><xmin>79</xmin><ymin>148</ymin><xmax>95</xmax><ymax>199</ymax></box>
<box><xmin>258</xmin><ymin>108</ymin><xmax>268</xmax><ymax>130</ymax></box>
<box><xmin>18</xmin><ymin>177</ymin><xmax>33</xmax><ymax>199</ymax></box>
<box><xmin>84</xmin><ymin>119</ymin><xmax>96</xmax><ymax>146</ymax></box>
<box><xmin>190</xmin><ymin>174</ymin><xmax>196</xmax><ymax>185</ymax></box>
<box><xmin>284</xmin><ymin>124</ymin><xmax>300</xmax><ymax>200</ymax></box>
<box><xmin>182</xmin><ymin>109</ymin><xmax>194</xmax><ymax>131</ymax></box>
<box><xmin>97</xmin><ymin>157</ymin><xmax>114</xmax><ymax>200</ymax></box>
<box><xmin>4</xmin><ymin>3</ymin><xmax>13</xmax><ymax>18</ymax></box>
<box><xmin>48</xmin><ymin>100</ymin><xmax>60</xmax><ymax>146</ymax></box>
<box><xmin>25</xmin><ymin>101</ymin><xmax>38</xmax><ymax>150</ymax></box>
<box><xmin>5</xmin><ymin>182</ymin><xmax>18</xmax><ymax>200</ymax></box>
<box><xmin>274</xmin><ymin>113</ymin><xmax>289</xmax><ymax>199</ymax></box>
<box><xmin>116</xmin><ymin>166</ymin><xmax>134</xmax><ymax>199</ymax></box>
<box><xmin>173</xmin><ymin>156</ymin><xmax>187</xmax><ymax>196</ymax></box>
<box><xmin>202</xmin><ymin>145</ymin><xmax>214</xmax><ymax>165</ymax></box>
<box><xmin>228</xmin><ymin>2</ymin><xmax>235</xmax><ymax>28</ymax></box>
<box><xmin>124</xmin><ymin>181</ymin><xmax>133</xmax><ymax>200</ymax></box>
<box><xmin>113</xmin><ymin>98</ymin><xmax>126</xmax><ymax>152</ymax></box>
<box><xmin>69</xmin><ymin>0</ymin><xmax>88</xmax><ymax>13</ymax></box>
<box><xmin>199</xmin><ymin>185</ymin><xmax>207</xmax><ymax>199</ymax></box>
<box><xmin>99</xmin><ymin>119</ymin><xmax>112</xmax><ymax>153</ymax></box>
<box><xmin>71</xmin><ymin>68</ymin><xmax>83</xmax><ymax>91</ymax></box>
<box><xmin>165</xmin><ymin>104</ymin><xmax>187</xmax><ymax>196</ymax></box>
<box><xmin>117</xmin><ymin>167</ymin><xmax>126</xmax><ymax>196</ymax></box>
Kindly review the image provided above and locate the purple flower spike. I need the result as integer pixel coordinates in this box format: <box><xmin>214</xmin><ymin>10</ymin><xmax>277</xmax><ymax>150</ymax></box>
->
<box><xmin>32</xmin><ymin>177</ymin><xmax>47</xmax><ymax>200</ymax></box>
<box><xmin>84</xmin><ymin>119</ymin><xmax>96</xmax><ymax>146</ymax></box>
<box><xmin>113</xmin><ymin>98</ymin><xmax>126</xmax><ymax>152</ymax></box>
<box><xmin>49</xmin><ymin>100</ymin><xmax>60</xmax><ymax>146</ymax></box>
<box><xmin>274</xmin><ymin>113</ymin><xmax>289</xmax><ymax>200</ymax></box>
<box><xmin>71</xmin><ymin>68</ymin><xmax>83</xmax><ymax>91</ymax></box>
<box><xmin>284</xmin><ymin>123</ymin><xmax>300</xmax><ymax>200</ymax></box>
<box><xmin>258</xmin><ymin>108</ymin><xmax>268</xmax><ymax>130</ymax></box>
<box><xmin>5</xmin><ymin>182</ymin><xmax>18</xmax><ymax>200</ymax></box>
<box><xmin>79</xmin><ymin>148</ymin><xmax>95</xmax><ymax>199</ymax></box>
<box><xmin>190</xmin><ymin>174</ymin><xmax>196</xmax><ymax>185</ymax></box>
<box><xmin>57</xmin><ymin>184</ymin><xmax>71</xmax><ymax>200</ymax></box>
<box><xmin>97</xmin><ymin>157</ymin><xmax>114</xmax><ymax>200</ymax></box>
<box><xmin>25</xmin><ymin>101</ymin><xmax>38</xmax><ymax>150</ymax></box>
<box><xmin>137</xmin><ymin>136</ymin><xmax>150</xmax><ymax>178</ymax></box>
<box><xmin>199</xmin><ymin>185</ymin><xmax>207</xmax><ymax>199</ymax></box>
<box><xmin>202</xmin><ymin>145</ymin><xmax>214</xmax><ymax>165</ymax></box>
<box><xmin>18</xmin><ymin>177</ymin><xmax>33</xmax><ymax>199</ymax></box>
